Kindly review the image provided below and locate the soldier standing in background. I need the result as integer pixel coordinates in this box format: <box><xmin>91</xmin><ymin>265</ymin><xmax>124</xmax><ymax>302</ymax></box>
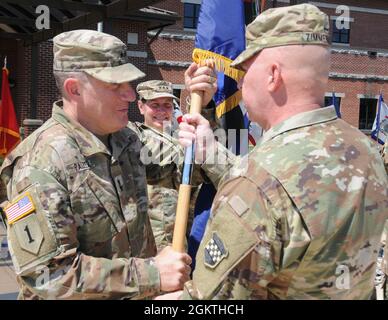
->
<box><xmin>130</xmin><ymin>80</ymin><xmax>217</xmax><ymax>251</ymax></box>
<box><xmin>130</xmin><ymin>73</ymin><xmax>224</xmax><ymax>250</ymax></box>
<box><xmin>133</xmin><ymin>80</ymin><xmax>184</xmax><ymax>250</ymax></box>
<box><xmin>178</xmin><ymin>4</ymin><xmax>388</xmax><ymax>299</ymax></box>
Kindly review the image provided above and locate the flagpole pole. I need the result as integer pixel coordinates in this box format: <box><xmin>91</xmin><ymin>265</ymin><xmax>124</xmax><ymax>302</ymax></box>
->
<box><xmin>172</xmin><ymin>91</ymin><xmax>203</xmax><ymax>252</ymax></box>
<box><xmin>3</xmin><ymin>56</ymin><xmax>6</xmax><ymax>69</ymax></box>
<box><xmin>376</xmin><ymin>93</ymin><xmax>382</xmax><ymax>146</ymax></box>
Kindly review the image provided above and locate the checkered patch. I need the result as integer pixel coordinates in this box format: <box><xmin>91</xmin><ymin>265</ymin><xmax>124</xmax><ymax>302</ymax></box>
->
<box><xmin>204</xmin><ymin>232</ymin><xmax>228</xmax><ymax>269</ymax></box>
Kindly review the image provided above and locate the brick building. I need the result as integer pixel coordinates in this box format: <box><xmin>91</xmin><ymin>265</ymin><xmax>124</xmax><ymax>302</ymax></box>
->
<box><xmin>0</xmin><ymin>1</ymin><xmax>179</xmax><ymax>135</ymax></box>
<box><xmin>0</xmin><ymin>0</ymin><xmax>387</xmax><ymax>135</ymax></box>
<box><xmin>148</xmin><ymin>0</ymin><xmax>388</xmax><ymax>133</ymax></box>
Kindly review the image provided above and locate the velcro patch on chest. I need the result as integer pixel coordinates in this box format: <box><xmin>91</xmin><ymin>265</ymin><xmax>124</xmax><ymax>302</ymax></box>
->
<box><xmin>228</xmin><ymin>195</ymin><xmax>249</xmax><ymax>217</ymax></box>
<box><xmin>4</xmin><ymin>192</ymin><xmax>35</xmax><ymax>225</ymax></box>
<box><xmin>204</xmin><ymin>232</ymin><xmax>228</xmax><ymax>269</ymax></box>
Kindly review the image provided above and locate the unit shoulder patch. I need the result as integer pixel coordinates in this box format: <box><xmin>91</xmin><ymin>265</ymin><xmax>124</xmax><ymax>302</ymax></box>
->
<box><xmin>13</xmin><ymin>213</ymin><xmax>44</xmax><ymax>255</ymax></box>
<box><xmin>204</xmin><ymin>232</ymin><xmax>228</xmax><ymax>269</ymax></box>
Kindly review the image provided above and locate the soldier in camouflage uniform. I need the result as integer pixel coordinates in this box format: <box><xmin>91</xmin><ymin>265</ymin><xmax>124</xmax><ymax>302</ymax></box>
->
<box><xmin>178</xmin><ymin>4</ymin><xmax>388</xmax><ymax>299</ymax></box>
<box><xmin>0</xmin><ymin>30</ymin><xmax>194</xmax><ymax>299</ymax></box>
<box><xmin>131</xmin><ymin>80</ymin><xmax>215</xmax><ymax>250</ymax></box>
<box><xmin>132</xmin><ymin>80</ymin><xmax>183</xmax><ymax>250</ymax></box>
<box><xmin>383</xmin><ymin>141</ymin><xmax>388</xmax><ymax>299</ymax></box>
<box><xmin>375</xmin><ymin>139</ymin><xmax>388</xmax><ymax>299</ymax></box>
<box><xmin>375</xmin><ymin>222</ymin><xmax>388</xmax><ymax>300</ymax></box>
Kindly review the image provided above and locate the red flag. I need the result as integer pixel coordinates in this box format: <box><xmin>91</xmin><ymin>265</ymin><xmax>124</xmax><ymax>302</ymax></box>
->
<box><xmin>0</xmin><ymin>67</ymin><xmax>20</xmax><ymax>157</ymax></box>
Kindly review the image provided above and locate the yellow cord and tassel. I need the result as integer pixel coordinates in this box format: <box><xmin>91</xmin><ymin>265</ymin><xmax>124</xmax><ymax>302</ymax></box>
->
<box><xmin>192</xmin><ymin>48</ymin><xmax>245</xmax><ymax>118</ymax></box>
<box><xmin>215</xmin><ymin>91</ymin><xmax>242</xmax><ymax>119</ymax></box>
<box><xmin>192</xmin><ymin>48</ymin><xmax>245</xmax><ymax>83</ymax></box>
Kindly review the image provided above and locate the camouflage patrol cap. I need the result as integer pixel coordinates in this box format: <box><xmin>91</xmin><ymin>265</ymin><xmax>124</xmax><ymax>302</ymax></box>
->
<box><xmin>53</xmin><ymin>29</ymin><xmax>145</xmax><ymax>83</ymax></box>
<box><xmin>136</xmin><ymin>80</ymin><xmax>179</xmax><ymax>101</ymax></box>
<box><xmin>231</xmin><ymin>4</ymin><xmax>330</xmax><ymax>69</ymax></box>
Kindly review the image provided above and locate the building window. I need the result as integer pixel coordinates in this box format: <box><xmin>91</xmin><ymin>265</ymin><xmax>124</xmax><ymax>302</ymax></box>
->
<box><xmin>324</xmin><ymin>96</ymin><xmax>341</xmax><ymax>108</ymax></box>
<box><xmin>332</xmin><ymin>20</ymin><xmax>350</xmax><ymax>44</ymax></box>
<box><xmin>359</xmin><ymin>98</ymin><xmax>378</xmax><ymax>130</ymax></box>
<box><xmin>184</xmin><ymin>3</ymin><xmax>201</xmax><ymax>29</ymax></box>
<box><xmin>127</xmin><ymin>33</ymin><xmax>138</xmax><ymax>45</ymax></box>
<box><xmin>173</xmin><ymin>88</ymin><xmax>181</xmax><ymax>101</ymax></box>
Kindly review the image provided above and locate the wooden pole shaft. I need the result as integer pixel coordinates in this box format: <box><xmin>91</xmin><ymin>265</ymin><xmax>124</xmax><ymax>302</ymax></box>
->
<box><xmin>190</xmin><ymin>91</ymin><xmax>203</xmax><ymax>114</ymax></box>
<box><xmin>172</xmin><ymin>184</ymin><xmax>192</xmax><ymax>252</ymax></box>
<box><xmin>172</xmin><ymin>90</ymin><xmax>203</xmax><ymax>252</ymax></box>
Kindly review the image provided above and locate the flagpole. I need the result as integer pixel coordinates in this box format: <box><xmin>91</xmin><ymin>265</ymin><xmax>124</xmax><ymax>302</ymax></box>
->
<box><xmin>376</xmin><ymin>92</ymin><xmax>382</xmax><ymax>146</ymax></box>
<box><xmin>172</xmin><ymin>91</ymin><xmax>203</xmax><ymax>252</ymax></box>
<box><xmin>3</xmin><ymin>56</ymin><xmax>6</xmax><ymax>69</ymax></box>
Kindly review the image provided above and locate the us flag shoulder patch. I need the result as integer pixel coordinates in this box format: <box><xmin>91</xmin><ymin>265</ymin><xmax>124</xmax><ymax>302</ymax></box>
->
<box><xmin>5</xmin><ymin>193</ymin><xmax>36</xmax><ymax>225</ymax></box>
<box><xmin>204</xmin><ymin>232</ymin><xmax>228</xmax><ymax>269</ymax></box>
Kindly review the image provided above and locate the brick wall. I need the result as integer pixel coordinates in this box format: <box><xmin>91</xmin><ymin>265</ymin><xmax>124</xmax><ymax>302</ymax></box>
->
<box><xmin>146</xmin><ymin>0</ymin><xmax>196</xmax><ymax>112</ymax></box>
<box><xmin>331</xmin><ymin>53</ymin><xmax>388</xmax><ymax>76</ymax></box>
<box><xmin>320</xmin><ymin>7</ymin><xmax>388</xmax><ymax>50</ymax></box>
<box><xmin>5</xmin><ymin>0</ymin><xmax>388</xmax><ymax>135</ymax></box>
<box><xmin>161</xmin><ymin>0</ymin><xmax>185</xmax><ymax>30</ymax></box>
<box><xmin>0</xmin><ymin>39</ymin><xmax>19</xmax><ymax>125</ymax></box>
<box><xmin>328</xmin><ymin>78</ymin><xmax>388</xmax><ymax>128</ymax></box>
<box><xmin>147</xmin><ymin>34</ymin><xmax>194</xmax><ymax>112</ymax></box>
<box><xmin>320</xmin><ymin>0</ymin><xmax>388</xmax><ymax>11</ymax></box>
<box><xmin>16</xmin><ymin>43</ymin><xmax>32</xmax><ymax>128</ymax></box>
<box><xmin>149</xmin><ymin>37</ymin><xmax>194</xmax><ymax>61</ymax></box>
<box><xmin>11</xmin><ymin>21</ymin><xmax>151</xmax><ymax>132</ymax></box>
<box><xmin>37</xmin><ymin>41</ymin><xmax>59</xmax><ymax>121</ymax></box>
<box><xmin>149</xmin><ymin>0</ymin><xmax>388</xmax><ymax>129</ymax></box>
<box><xmin>15</xmin><ymin>41</ymin><xmax>60</xmax><ymax>136</ymax></box>
<box><xmin>107</xmin><ymin>19</ymin><xmax>149</xmax><ymax>122</ymax></box>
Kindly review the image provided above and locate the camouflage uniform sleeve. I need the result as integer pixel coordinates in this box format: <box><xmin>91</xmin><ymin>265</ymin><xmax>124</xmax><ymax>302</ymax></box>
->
<box><xmin>385</xmin><ymin>221</ymin><xmax>388</xmax><ymax>300</ymax></box>
<box><xmin>375</xmin><ymin>141</ymin><xmax>388</xmax><ymax>299</ymax></box>
<box><xmin>181</xmin><ymin>175</ymin><xmax>274</xmax><ymax>299</ymax></box>
<box><xmin>4</xmin><ymin>144</ymin><xmax>160</xmax><ymax>300</ymax></box>
<box><xmin>181</xmin><ymin>172</ymin><xmax>307</xmax><ymax>300</ymax></box>
<box><xmin>375</xmin><ymin>220</ymin><xmax>388</xmax><ymax>300</ymax></box>
<box><xmin>196</xmin><ymin>100</ymin><xmax>233</xmax><ymax>187</ymax></box>
<box><xmin>147</xmin><ymin>183</ymin><xmax>178</xmax><ymax>251</ymax></box>
<box><xmin>200</xmin><ymin>142</ymin><xmax>237</xmax><ymax>188</ymax></box>
<box><xmin>383</xmin><ymin>141</ymin><xmax>388</xmax><ymax>175</ymax></box>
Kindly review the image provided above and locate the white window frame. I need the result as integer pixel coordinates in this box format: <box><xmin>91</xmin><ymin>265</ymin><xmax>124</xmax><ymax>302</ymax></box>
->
<box><xmin>182</xmin><ymin>0</ymin><xmax>201</xmax><ymax>31</ymax></box>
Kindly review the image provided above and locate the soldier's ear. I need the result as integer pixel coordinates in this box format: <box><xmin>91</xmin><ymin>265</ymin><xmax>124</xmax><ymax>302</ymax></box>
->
<box><xmin>63</xmin><ymin>78</ymin><xmax>81</xmax><ymax>99</ymax></box>
<box><xmin>268</xmin><ymin>63</ymin><xmax>282</xmax><ymax>93</ymax></box>
<box><xmin>137</xmin><ymin>100</ymin><xmax>145</xmax><ymax>115</ymax></box>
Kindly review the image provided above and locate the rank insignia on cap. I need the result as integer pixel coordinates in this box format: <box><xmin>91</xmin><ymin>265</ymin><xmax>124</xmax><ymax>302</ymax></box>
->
<box><xmin>204</xmin><ymin>232</ymin><xmax>228</xmax><ymax>269</ymax></box>
<box><xmin>4</xmin><ymin>192</ymin><xmax>36</xmax><ymax>225</ymax></box>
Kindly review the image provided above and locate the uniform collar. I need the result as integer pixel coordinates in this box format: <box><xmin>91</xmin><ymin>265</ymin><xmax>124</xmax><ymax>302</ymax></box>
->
<box><xmin>135</xmin><ymin>122</ymin><xmax>177</xmax><ymax>142</ymax></box>
<box><xmin>259</xmin><ymin>106</ymin><xmax>338</xmax><ymax>146</ymax></box>
<box><xmin>51</xmin><ymin>100</ymin><xmax>111</xmax><ymax>157</ymax></box>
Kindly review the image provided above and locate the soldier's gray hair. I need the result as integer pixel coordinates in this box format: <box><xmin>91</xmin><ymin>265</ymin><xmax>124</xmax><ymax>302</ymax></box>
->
<box><xmin>53</xmin><ymin>71</ymin><xmax>89</xmax><ymax>98</ymax></box>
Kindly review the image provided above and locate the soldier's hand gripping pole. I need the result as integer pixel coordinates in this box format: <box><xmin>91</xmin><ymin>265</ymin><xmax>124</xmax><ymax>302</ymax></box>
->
<box><xmin>172</xmin><ymin>91</ymin><xmax>203</xmax><ymax>252</ymax></box>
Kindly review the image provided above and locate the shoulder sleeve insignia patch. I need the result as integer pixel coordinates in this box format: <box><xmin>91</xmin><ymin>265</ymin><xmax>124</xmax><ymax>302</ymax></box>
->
<box><xmin>4</xmin><ymin>192</ymin><xmax>36</xmax><ymax>225</ymax></box>
<box><xmin>204</xmin><ymin>232</ymin><xmax>228</xmax><ymax>269</ymax></box>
